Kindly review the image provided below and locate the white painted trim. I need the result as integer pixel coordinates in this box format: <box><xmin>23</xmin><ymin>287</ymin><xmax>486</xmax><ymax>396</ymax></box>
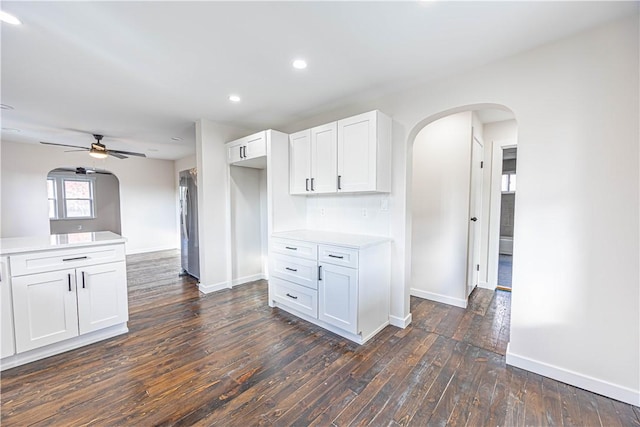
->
<box><xmin>410</xmin><ymin>288</ymin><xmax>467</xmax><ymax>309</ymax></box>
<box><xmin>487</xmin><ymin>139</ymin><xmax>518</xmax><ymax>289</ymax></box>
<box><xmin>506</xmin><ymin>343</ymin><xmax>640</xmax><ymax>407</ymax></box>
<box><xmin>389</xmin><ymin>312</ymin><xmax>412</xmax><ymax>328</ymax></box>
<box><xmin>198</xmin><ymin>280</ymin><xmax>231</xmax><ymax>294</ymax></box>
<box><xmin>1</xmin><ymin>323</ymin><xmax>128</xmax><ymax>371</ymax></box>
<box><xmin>125</xmin><ymin>245</ymin><xmax>178</xmax><ymax>255</ymax></box>
<box><xmin>231</xmin><ymin>273</ymin><xmax>267</xmax><ymax>287</ymax></box>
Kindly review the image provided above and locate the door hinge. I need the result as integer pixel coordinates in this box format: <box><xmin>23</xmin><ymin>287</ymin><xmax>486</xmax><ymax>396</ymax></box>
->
<box><xmin>480</xmin><ymin>161</ymin><xmax>484</xmax><ymax>168</ymax></box>
<box><xmin>476</xmin><ymin>264</ymin><xmax>480</xmax><ymax>271</ymax></box>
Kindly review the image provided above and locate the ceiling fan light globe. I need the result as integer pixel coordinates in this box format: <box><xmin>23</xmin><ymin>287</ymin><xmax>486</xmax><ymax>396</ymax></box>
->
<box><xmin>89</xmin><ymin>148</ymin><xmax>108</xmax><ymax>159</ymax></box>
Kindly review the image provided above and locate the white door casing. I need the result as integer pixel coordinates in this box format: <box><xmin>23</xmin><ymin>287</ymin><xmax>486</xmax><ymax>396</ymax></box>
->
<box><xmin>467</xmin><ymin>134</ymin><xmax>484</xmax><ymax>297</ymax></box>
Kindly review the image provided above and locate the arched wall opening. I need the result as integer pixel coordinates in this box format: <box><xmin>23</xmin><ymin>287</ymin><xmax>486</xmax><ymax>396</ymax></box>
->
<box><xmin>405</xmin><ymin>103</ymin><xmax>518</xmax><ymax>310</ymax></box>
<box><xmin>47</xmin><ymin>166</ymin><xmax>122</xmax><ymax>235</ymax></box>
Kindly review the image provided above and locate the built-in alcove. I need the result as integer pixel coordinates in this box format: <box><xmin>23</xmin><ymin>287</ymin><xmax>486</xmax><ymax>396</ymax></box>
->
<box><xmin>47</xmin><ymin>167</ymin><xmax>121</xmax><ymax>235</ymax></box>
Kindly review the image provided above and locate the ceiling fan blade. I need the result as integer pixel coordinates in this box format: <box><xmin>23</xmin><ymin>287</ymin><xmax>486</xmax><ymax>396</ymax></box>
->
<box><xmin>40</xmin><ymin>141</ymin><xmax>88</xmax><ymax>150</ymax></box>
<box><xmin>108</xmin><ymin>152</ymin><xmax>128</xmax><ymax>159</ymax></box>
<box><xmin>64</xmin><ymin>149</ymin><xmax>89</xmax><ymax>152</ymax></box>
<box><xmin>109</xmin><ymin>149</ymin><xmax>146</xmax><ymax>158</ymax></box>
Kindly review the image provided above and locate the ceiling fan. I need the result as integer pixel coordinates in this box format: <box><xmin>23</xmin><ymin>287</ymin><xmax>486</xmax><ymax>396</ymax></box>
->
<box><xmin>40</xmin><ymin>134</ymin><xmax>146</xmax><ymax>159</ymax></box>
<box><xmin>53</xmin><ymin>167</ymin><xmax>113</xmax><ymax>175</ymax></box>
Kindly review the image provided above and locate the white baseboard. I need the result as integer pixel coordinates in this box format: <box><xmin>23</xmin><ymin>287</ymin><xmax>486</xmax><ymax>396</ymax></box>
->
<box><xmin>198</xmin><ymin>280</ymin><xmax>230</xmax><ymax>294</ymax></box>
<box><xmin>506</xmin><ymin>343</ymin><xmax>640</xmax><ymax>406</ymax></box>
<box><xmin>410</xmin><ymin>288</ymin><xmax>467</xmax><ymax>309</ymax></box>
<box><xmin>125</xmin><ymin>245</ymin><xmax>178</xmax><ymax>255</ymax></box>
<box><xmin>231</xmin><ymin>273</ymin><xmax>267</xmax><ymax>287</ymax></box>
<box><xmin>1</xmin><ymin>323</ymin><xmax>128</xmax><ymax>371</ymax></box>
<box><xmin>389</xmin><ymin>313</ymin><xmax>412</xmax><ymax>328</ymax></box>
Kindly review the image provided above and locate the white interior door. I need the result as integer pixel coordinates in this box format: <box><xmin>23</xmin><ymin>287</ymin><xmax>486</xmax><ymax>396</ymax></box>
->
<box><xmin>467</xmin><ymin>135</ymin><xmax>484</xmax><ymax>296</ymax></box>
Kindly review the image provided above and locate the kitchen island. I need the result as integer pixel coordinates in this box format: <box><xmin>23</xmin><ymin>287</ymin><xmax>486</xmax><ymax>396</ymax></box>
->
<box><xmin>1</xmin><ymin>231</ymin><xmax>129</xmax><ymax>370</ymax></box>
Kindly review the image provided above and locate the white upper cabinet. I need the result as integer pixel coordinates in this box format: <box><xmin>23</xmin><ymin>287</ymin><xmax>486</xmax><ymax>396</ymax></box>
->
<box><xmin>310</xmin><ymin>122</ymin><xmax>337</xmax><ymax>193</ymax></box>
<box><xmin>289</xmin><ymin>129</ymin><xmax>311</xmax><ymax>194</ymax></box>
<box><xmin>227</xmin><ymin>131</ymin><xmax>267</xmax><ymax>168</ymax></box>
<box><xmin>337</xmin><ymin>110</ymin><xmax>392</xmax><ymax>193</ymax></box>
<box><xmin>289</xmin><ymin>110</ymin><xmax>391</xmax><ymax>195</ymax></box>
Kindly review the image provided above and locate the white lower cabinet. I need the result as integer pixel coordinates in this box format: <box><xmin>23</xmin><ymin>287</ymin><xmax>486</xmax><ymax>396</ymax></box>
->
<box><xmin>318</xmin><ymin>263</ymin><xmax>358</xmax><ymax>334</ymax></box>
<box><xmin>77</xmin><ymin>262</ymin><xmax>128</xmax><ymax>334</ymax></box>
<box><xmin>12</xmin><ymin>261</ymin><xmax>127</xmax><ymax>353</ymax></box>
<box><xmin>12</xmin><ymin>269</ymin><xmax>80</xmax><ymax>352</ymax></box>
<box><xmin>1</xmin><ymin>257</ymin><xmax>15</xmax><ymax>359</ymax></box>
<box><xmin>269</xmin><ymin>232</ymin><xmax>390</xmax><ymax>344</ymax></box>
<box><xmin>1</xmin><ymin>236</ymin><xmax>129</xmax><ymax>370</ymax></box>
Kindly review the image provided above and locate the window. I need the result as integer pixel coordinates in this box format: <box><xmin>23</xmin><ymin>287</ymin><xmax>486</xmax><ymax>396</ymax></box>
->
<box><xmin>47</xmin><ymin>178</ymin><xmax>57</xmax><ymax>219</ymax></box>
<box><xmin>502</xmin><ymin>173</ymin><xmax>516</xmax><ymax>193</ymax></box>
<box><xmin>48</xmin><ymin>175</ymin><xmax>95</xmax><ymax>220</ymax></box>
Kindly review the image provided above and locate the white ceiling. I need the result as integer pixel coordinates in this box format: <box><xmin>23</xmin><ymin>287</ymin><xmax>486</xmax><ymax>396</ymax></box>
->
<box><xmin>1</xmin><ymin>1</ymin><xmax>636</xmax><ymax>160</ymax></box>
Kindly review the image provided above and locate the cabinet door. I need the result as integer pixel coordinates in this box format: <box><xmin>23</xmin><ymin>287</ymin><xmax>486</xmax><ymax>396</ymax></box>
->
<box><xmin>12</xmin><ymin>269</ymin><xmax>79</xmax><ymax>353</ymax></box>
<box><xmin>289</xmin><ymin>129</ymin><xmax>312</xmax><ymax>194</ymax></box>
<box><xmin>1</xmin><ymin>257</ymin><xmax>15</xmax><ymax>358</ymax></box>
<box><xmin>337</xmin><ymin>111</ymin><xmax>377</xmax><ymax>192</ymax></box>
<box><xmin>318</xmin><ymin>263</ymin><xmax>358</xmax><ymax>334</ymax></box>
<box><xmin>227</xmin><ymin>142</ymin><xmax>243</xmax><ymax>164</ymax></box>
<box><xmin>77</xmin><ymin>262</ymin><xmax>128</xmax><ymax>334</ymax></box>
<box><xmin>311</xmin><ymin>122</ymin><xmax>337</xmax><ymax>193</ymax></box>
<box><xmin>244</xmin><ymin>132</ymin><xmax>266</xmax><ymax>160</ymax></box>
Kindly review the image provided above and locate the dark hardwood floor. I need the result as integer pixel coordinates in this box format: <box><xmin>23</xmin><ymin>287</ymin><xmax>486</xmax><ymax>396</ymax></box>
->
<box><xmin>1</xmin><ymin>249</ymin><xmax>638</xmax><ymax>426</ymax></box>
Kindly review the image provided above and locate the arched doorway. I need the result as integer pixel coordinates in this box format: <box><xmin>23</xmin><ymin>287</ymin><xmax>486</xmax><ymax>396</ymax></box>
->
<box><xmin>407</xmin><ymin>104</ymin><xmax>517</xmax><ymax>308</ymax></box>
<box><xmin>47</xmin><ymin>167</ymin><xmax>122</xmax><ymax>235</ymax></box>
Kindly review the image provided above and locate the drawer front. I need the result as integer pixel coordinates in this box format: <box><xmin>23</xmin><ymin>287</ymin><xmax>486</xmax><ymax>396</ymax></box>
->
<box><xmin>271</xmin><ymin>253</ymin><xmax>318</xmax><ymax>290</ymax></box>
<box><xmin>318</xmin><ymin>245</ymin><xmax>358</xmax><ymax>269</ymax></box>
<box><xmin>271</xmin><ymin>277</ymin><xmax>318</xmax><ymax>319</ymax></box>
<box><xmin>271</xmin><ymin>238</ymin><xmax>317</xmax><ymax>261</ymax></box>
<box><xmin>10</xmin><ymin>244</ymin><xmax>126</xmax><ymax>277</ymax></box>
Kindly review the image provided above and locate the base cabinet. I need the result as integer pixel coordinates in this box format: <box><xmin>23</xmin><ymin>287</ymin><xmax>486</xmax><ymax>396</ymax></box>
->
<box><xmin>269</xmin><ymin>232</ymin><xmax>390</xmax><ymax>344</ymax></box>
<box><xmin>318</xmin><ymin>263</ymin><xmax>358</xmax><ymax>334</ymax></box>
<box><xmin>12</xmin><ymin>269</ymin><xmax>80</xmax><ymax>353</ymax></box>
<box><xmin>0</xmin><ymin>257</ymin><xmax>15</xmax><ymax>359</ymax></box>
<box><xmin>1</xmin><ymin>236</ymin><xmax>129</xmax><ymax>370</ymax></box>
<box><xmin>12</xmin><ymin>261</ymin><xmax>127</xmax><ymax>353</ymax></box>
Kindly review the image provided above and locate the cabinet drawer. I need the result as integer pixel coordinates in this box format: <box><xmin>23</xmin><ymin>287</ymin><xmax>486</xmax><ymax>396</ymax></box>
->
<box><xmin>271</xmin><ymin>238</ymin><xmax>317</xmax><ymax>261</ymax></box>
<box><xmin>271</xmin><ymin>277</ymin><xmax>318</xmax><ymax>319</ymax></box>
<box><xmin>271</xmin><ymin>253</ymin><xmax>318</xmax><ymax>290</ymax></box>
<box><xmin>10</xmin><ymin>244</ymin><xmax>126</xmax><ymax>277</ymax></box>
<box><xmin>318</xmin><ymin>245</ymin><xmax>358</xmax><ymax>269</ymax></box>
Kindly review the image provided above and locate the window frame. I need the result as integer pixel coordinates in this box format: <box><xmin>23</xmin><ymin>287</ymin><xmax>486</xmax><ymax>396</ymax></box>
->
<box><xmin>49</xmin><ymin>175</ymin><xmax>97</xmax><ymax>221</ymax></box>
<box><xmin>47</xmin><ymin>178</ymin><xmax>58</xmax><ymax>220</ymax></box>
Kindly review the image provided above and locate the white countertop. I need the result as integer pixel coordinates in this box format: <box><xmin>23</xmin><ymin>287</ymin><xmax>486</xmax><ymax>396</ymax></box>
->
<box><xmin>0</xmin><ymin>231</ymin><xmax>127</xmax><ymax>255</ymax></box>
<box><xmin>271</xmin><ymin>229</ymin><xmax>390</xmax><ymax>249</ymax></box>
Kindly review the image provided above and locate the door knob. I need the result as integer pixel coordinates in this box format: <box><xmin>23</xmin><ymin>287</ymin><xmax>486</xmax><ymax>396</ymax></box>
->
<box><xmin>470</xmin><ymin>217</ymin><xmax>478</xmax><ymax>222</ymax></box>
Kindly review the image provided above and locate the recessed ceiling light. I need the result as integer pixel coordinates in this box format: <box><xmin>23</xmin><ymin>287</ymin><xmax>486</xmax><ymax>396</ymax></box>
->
<box><xmin>171</xmin><ymin>136</ymin><xmax>183</xmax><ymax>141</ymax></box>
<box><xmin>228</xmin><ymin>94</ymin><xmax>241</xmax><ymax>103</ymax></box>
<box><xmin>1</xmin><ymin>104</ymin><xmax>14</xmax><ymax>110</ymax></box>
<box><xmin>0</xmin><ymin>11</ymin><xmax>21</xmax><ymax>25</ymax></box>
<box><xmin>2</xmin><ymin>127</ymin><xmax>20</xmax><ymax>133</ymax></box>
<box><xmin>292</xmin><ymin>59</ymin><xmax>307</xmax><ymax>70</ymax></box>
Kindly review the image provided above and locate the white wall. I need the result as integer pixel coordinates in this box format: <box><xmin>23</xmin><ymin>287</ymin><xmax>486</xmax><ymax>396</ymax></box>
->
<box><xmin>410</xmin><ymin>112</ymin><xmax>473</xmax><ymax>308</ymax></box>
<box><xmin>195</xmin><ymin>119</ymin><xmax>249</xmax><ymax>293</ymax></box>
<box><xmin>229</xmin><ymin>165</ymin><xmax>264</xmax><ymax>283</ymax></box>
<box><xmin>281</xmin><ymin>16</ymin><xmax>639</xmax><ymax>405</ymax></box>
<box><xmin>0</xmin><ymin>140</ymin><xmax>178</xmax><ymax>254</ymax></box>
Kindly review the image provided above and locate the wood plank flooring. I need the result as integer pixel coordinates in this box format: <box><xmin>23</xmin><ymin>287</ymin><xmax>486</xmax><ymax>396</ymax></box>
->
<box><xmin>1</xmin><ymin>249</ymin><xmax>638</xmax><ymax>426</ymax></box>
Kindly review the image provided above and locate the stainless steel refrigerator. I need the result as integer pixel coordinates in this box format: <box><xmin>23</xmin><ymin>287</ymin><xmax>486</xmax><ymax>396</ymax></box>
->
<box><xmin>179</xmin><ymin>169</ymin><xmax>199</xmax><ymax>279</ymax></box>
